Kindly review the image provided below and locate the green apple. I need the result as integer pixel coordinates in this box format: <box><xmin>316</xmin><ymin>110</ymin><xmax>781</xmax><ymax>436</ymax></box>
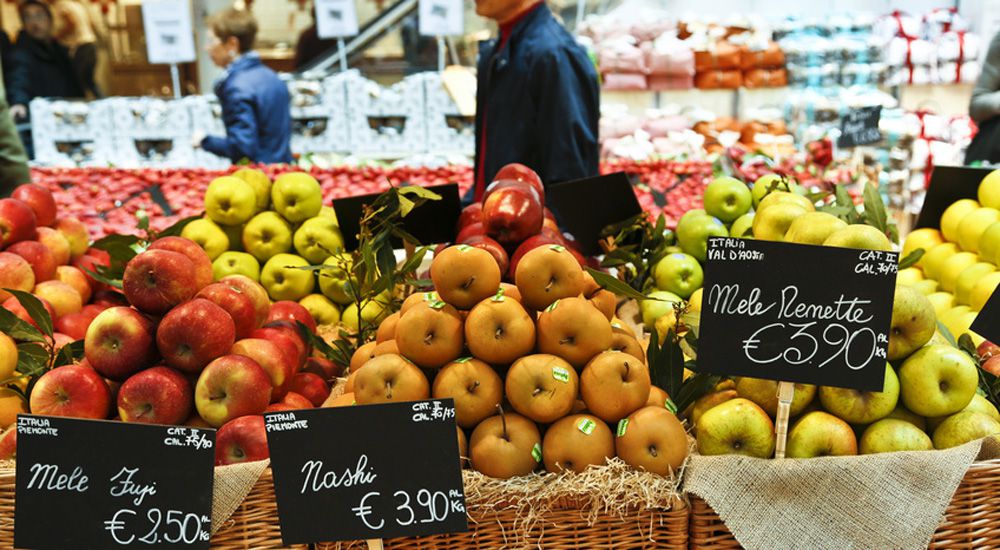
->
<box><xmin>271</xmin><ymin>172</ymin><xmax>323</xmax><ymax>223</ymax></box>
<box><xmin>937</xmin><ymin>251</ymin><xmax>979</xmax><ymax>293</ymax></box>
<box><xmin>932</xmin><ymin>411</ymin><xmax>1000</xmax><ymax>449</ymax></box>
<box><xmin>318</xmin><ymin>253</ymin><xmax>354</xmax><ymax>305</ymax></box>
<box><xmin>977</xmin><ymin>221</ymin><xmax>1000</xmax><ymax>264</ymax></box>
<box><xmin>231</xmin><ymin>168</ymin><xmax>272</xmax><ymax>212</ymax></box>
<box><xmin>676</xmin><ymin>211</ymin><xmax>727</xmax><ymax>262</ymax></box>
<box><xmin>958</xmin><ymin>207</ymin><xmax>1000</xmax><ymax>253</ymax></box>
<box><xmin>786</xmin><ymin>411</ymin><xmax>858</xmax><ymax>458</ymax></box>
<box><xmin>204</xmin><ymin>176</ymin><xmax>257</xmax><ymax>225</ymax></box>
<box><xmin>887</xmin><ymin>285</ymin><xmax>936</xmax><ymax>361</ymax></box>
<box><xmin>956</xmin><ymin>262</ymin><xmax>996</xmax><ymax>305</ymax></box>
<box><xmin>220</xmin><ymin>223</ymin><xmax>245</xmax><ymax>252</ymax></box>
<box><xmin>319</xmin><ymin>205</ymin><xmax>339</xmax><ymax>224</ymax></box>
<box><xmin>971</xmin><ymin>272</ymin><xmax>1000</xmax><ymax>312</ymax></box>
<box><xmin>941</xmin><ymin>199</ymin><xmax>981</xmax><ymax>243</ymax></box>
<box><xmin>819</xmin><ymin>363</ymin><xmax>899</xmax><ymax>424</ymax></box>
<box><xmin>750</xmin><ymin>174</ymin><xmax>800</xmax><ymax>208</ymax></box>
<box><xmin>902</xmin><ymin>228</ymin><xmax>944</xmax><ymax>264</ymax></box>
<box><xmin>898</xmin><ymin>344</ymin><xmax>978</xmax><ymax>418</ymax></box>
<box><xmin>652</xmin><ymin>253</ymin><xmax>703</xmax><ymax>299</ymax></box>
<box><xmin>978</xmin><ymin>169</ymin><xmax>1000</xmax><ymax>208</ymax></box>
<box><xmin>243</xmin><ymin>211</ymin><xmax>293</xmax><ymax>262</ymax></box>
<box><xmin>735</xmin><ymin>377</ymin><xmax>815</xmax><ymax>417</ymax></box>
<box><xmin>341</xmin><ymin>296</ymin><xmax>389</xmax><ymax>332</ymax></box>
<box><xmin>756</xmin><ymin>191</ymin><xmax>814</xmax><ymax>215</ymax></box>
<box><xmin>885</xmin><ymin>404</ymin><xmax>927</xmax><ymax>431</ymax></box>
<box><xmin>180</xmin><ymin>218</ymin><xmax>229</xmax><ymax>260</ymax></box>
<box><xmin>752</xmin><ymin>202</ymin><xmax>809</xmax><ymax>241</ymax></box>
<box><xmin>910</xmin><ymin>279</ymin><xmax>939</xmax><ymax>295</ymax></box>
<box><xmin>784</xmin><ymin>212</ymin><xmax>847</xmax><ymax>246</ymax></box>
<box><xmin>939</xmin><ymin>305</ymin><xmax>971</xmax><ymax>338</ymax></box>
<box><xmin>925</xmin><ymin>292</ymin><xmax>955</xmax><ymax>317</ymax></box>
<box><xmin>896</xmin><ymin>267</ymin><xmax>924</xmax><ymax>286</ymax></box>
<box><xmin>927</xmin><ymin>394</ymin><xmax>1000</xmax><ymax>433</ymax></box>
<box><xmin>859</xmin><ymin>418</ymin><xmax>932</xmax><ymax>454</ymax></box>
<box><xmin>212</xmin><ymin>251</ymin><xmax>260</xmax><ymax>282</ymax></box>
<box><xmin>703</xmin><ymin>176</ymin><xmax>752</xmax><ymax>223</ymax></box>
<box><xmin>822</xmin><ymin>224</ymin><xmax>892</xmax><ymax>251</ymax></box>
<box><xmin>293</xmin><ymin>216</ymin><xmax>344</xmax><ymax>264</ymax></box>
<box><xmin>696</xmin><ymin>397</ymin><xmax>776</xmax><ymax>457</ymax></box>
<box><xmin>922</xmin><ymin>242</ymin><xmax>960</xmax><ymax>281</ymax></box>
<box><xmin>298</xmin><ymin>293</ymin><xmax>341</xmax><ymax>326</ymax></box>
<box><xmin>729</xmin><ymin>213</ymin><xmax>754</xmax><ymax>238</ymax></box>
<box><xmin>260</xmin><ymin>253</ymin><xmax>315</xmax><ymax>301</ymax></box>
<box><xmin>640</xmin><ymin>290</ymin><xmax>683</xmax><ymax>330</ymax></box>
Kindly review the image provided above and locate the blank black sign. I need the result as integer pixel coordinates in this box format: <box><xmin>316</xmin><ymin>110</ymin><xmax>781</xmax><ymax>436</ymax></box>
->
<box><xmin>15</xmin><ymin>415</ymin><xmax>215</xmax><ymax>550</ymax></box>
<box><xmin>332</xmin><ymin>183</ymin><xmax>462</xmax><ymax>250</ymax></box>
<box><xmin>546</xmin><ymin>172</ymin><xmax>643</xmax><ymax>256</ymax></box>
<box><xmin>972</xmin><ymin>290</ymin><xmax>1000</xmax><ymax>344</ymax></box>
<box><xmin>915</xmin><ymin>165</ymin><xmax>992</xmax><ymax>230</ymax></box>
<box><xmin>265</xmin><ymin>399</ymin><xmax>467</xmax><ymax>545</ymax></box>
<box><xmin>838</xmin><ymin>106</ymin><xmax>882</xmax><ymax>148</ymax></box>
<box><xmin>698</xmin><ymin>237</ymin><xmax>897</xmax><ymax>391</ymax></box>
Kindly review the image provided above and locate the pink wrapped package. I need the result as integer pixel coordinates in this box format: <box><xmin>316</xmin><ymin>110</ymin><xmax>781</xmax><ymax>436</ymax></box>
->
<box><xmin>645</xmin><ymin>39</ymin><xmax>695</xmax><ymax>76</ymax></box>
<box><xmin>599</xmin><ymin>44</ymin><xmax>649</xmax><ymax>74</ymax></box>
<box><xmin>602</xmin><ymin>73</ymin><xmax>648</xmax><ymax>90</ymax></box>
<box><xmin>599</xmin><ymin>112</ymin><xmax>643</xmax><ymax>139</ymax></box>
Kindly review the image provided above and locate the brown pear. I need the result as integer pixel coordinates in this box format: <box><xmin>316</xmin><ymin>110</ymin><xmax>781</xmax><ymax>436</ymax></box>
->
<box><xmin>610</xmin><ymin>332</ymin><xmax>646</xmax><ymax>364</ymax></box>
<box><xmin>376</xmin><ymin>312</ymin><xmax>400</xmax><ymax>343</ymax></box>
<box><xmin>464</xmin><ymin>293</ymin><xmax>536</xmax><ymax>365</ymax></box>
<box><xmin>372</xmin><ymin>339</ymin><xmax>400</xmax><ymax>356</ymax></box>
<box><xmin>499</xmin><ymin>282</ymin><xmax>522</xmax><ymax>303</ymax></box>
<box><xmin>469</xmin><ymin>411</ymin><xmax>541</xmax><ymax>478</ymax></box>
<box><xmin>536</xmin><ymin>297</ymin><xmax>613</xmax><ymax>368</ymax></box>
<box><xmin>350</xmin><ymin>341</ymin><xmax>377</xmax><ymax>372</ymax></box>
<box><xmin>400</xmin><ymin>291</ymin><xmax>440</xmax><ymax>315</ymax></box>
<box><xmin>515</xmin><ymin>245</ymin><xmax>584</xmax><ymax>311</ymax></box>
<box><xmin>615</xmin><ymin>406</ymin><xmax>688</xmax><ymax>476</ymax></box>
<box><xmin>395</xmin><ymin>301</ymin><xmax>464</xmax><ymax>368</ymax></box>
<box><xmin>588</xmin><ymin>289</ymin><xmax>617</xmax><ymax>321</ymax></box>
<box><xmin>432</xmin><ymin>358</ymin><xmax>504</xmax><ymax>428</ymax></box>
<box><xmin>542</xmin><ymin>414</ymin><xmax>615</xmax><ymax>473</ymax></box>
<box><xmin>353</xmin><ymin>354</ymin><xmax>430</xmax><ymax>404</ymax></box>
<box><xmin>505</xmin><ymin>354</ymin><xmax>578</xmax><ymax>423</ymax></box>
<box><xmin>646</xmin><ymin>386</ymin><xmax>671</xmax><ymax>408</ymax></box>
<box><xmin>431</xmin><ymin>245</ymin><xmax>502</xmax><ymax>309</ymax></box>
<box><xmin>581</xmin><ymin>351</ymin><xmax>652</xmax><ymax>422</ymax></box>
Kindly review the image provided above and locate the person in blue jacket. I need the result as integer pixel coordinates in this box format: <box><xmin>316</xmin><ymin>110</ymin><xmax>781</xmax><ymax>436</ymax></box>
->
<box><xmin>195</xmin><ymin>7</ymin><xmax>292</xmax><ymax>165</ymax></box>
<box><xmin>470</xmin><ymin>0</ymin><xmax>599</xmax><ymax>202</ymax></box>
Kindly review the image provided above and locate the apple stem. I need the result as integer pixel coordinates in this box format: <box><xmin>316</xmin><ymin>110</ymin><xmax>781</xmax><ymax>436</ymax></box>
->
<box><xmin>496</xmin><ymin>403</ymin><xmax>509</xmax><ymax>441</ymax></box>
<box><xmin>385</xmin><ymin>381</ymin><xmax>393</xmax><ymax>400</ymax></box>
<box><xmin>462</xmin><ymin>277</ymin><xmax>475</xmax><ymax>290</ymax></box>
<box><xmin>545</xmin><ymin>278</ymin><xmax>554</xmax><ymax>292</ymax></box>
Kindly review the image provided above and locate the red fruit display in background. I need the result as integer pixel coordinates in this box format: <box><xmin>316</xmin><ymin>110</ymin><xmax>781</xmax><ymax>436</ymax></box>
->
<box><xmin>196</xmin><ymin>282</ymin><xmax>257</xmax><ymax>339</ymax></box>
<box><xmin>456</xmin><ymin>203</ymin><xmax>483</xmax><ymax>231</ymax></box>
<box><xmin>215</xmin><ymin>415</ymin><xmax>269</xmax><ymax>465</ymax></box>
<box><xmin>0</xmin><ymin>198</ymin><xmax>37</xmax><ymax>247</ymax></box>
<box><xmin>156</xmin><ymin>298</ymin><xmax>237</xmax><ymax>373</ymax></box>
<box><xmin>287</xmin><ymin>371</ymin><xmax>331</xmax><ymax>407</ymax></box>
<box><xmin>84</xmin><ymin>306</ymin><xmax>158</xmax><ymax>380</ymax></box>
<box><xmin>6</xmin><ymin>240</ymin><xmax>56</xmax><ymax>282</ymax></box>
<box><xmin>122</xmin><ymin>249</ymin><xmax>197</xmax><ymax>315</ymax></box>
<box><xmin>147</xmin><ymin>236</ymin><xmax>214</xmax><ymax>291</ymax></box>
<box><xmin>2</xmin><ymin>296</ymin><xmax>55</xmax><ymax>329</ymax></box>
<box><xmin>481</xmin><ymin>182</ymin><xmax>544</xmax><ymax>245</ymax></box>
<box><xmin>12</xmin><ymin>184</ymin><xmax>57</xmax><ymax>227</ymax></box>
<box><xmin>29</xmin><ymin>364</ymin><xmax>111</xmax><ymax>419</ymax></box>
<box><xmin>267</xmin><ymin>301</ymin><xmax>318</xmax><ymax>334</ymax></box>
<box><xmin>457</xmin><ymin>234</ymin><xmax>509</xmax><ymax>275</ymax></box>
<box><xmin>117</xmin><ymin>366</ymin><xmax>193</xmax><ymax>424</ymax></box>
<box><xmin>492</xmin><ymin>163</ymin><xmax>545</xmax><ymax>202</ymax></box>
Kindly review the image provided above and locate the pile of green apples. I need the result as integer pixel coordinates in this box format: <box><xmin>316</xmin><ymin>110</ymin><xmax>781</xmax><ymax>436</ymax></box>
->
<box><xmin>179</xmin><ymin>169</ymin><xmax>353</xmax><ymax>328</ymax></box>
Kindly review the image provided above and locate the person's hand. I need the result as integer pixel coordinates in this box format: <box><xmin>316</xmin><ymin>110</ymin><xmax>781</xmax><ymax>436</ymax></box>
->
<box><xmin>9</xmin><ymin>105</ymin><xmax>26</xmax><ymax>120</ymax></box>
<box><xmin>191</xmin><ymin>130</ymin><xmax>205</xmax><ymax>149</ymax></box>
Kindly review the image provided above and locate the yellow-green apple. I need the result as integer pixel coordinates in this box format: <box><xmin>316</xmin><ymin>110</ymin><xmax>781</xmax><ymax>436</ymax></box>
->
<box><xmin>640</xmin><ymin>290</ymin><xmax>683</xmax><ymax>330</ymax></box>
<box><xmin>971</xmin><ymin>273</ymin><xmax>1000</xmax><ymax>311</ymax></box>
<box><xmin>213</xmin><ymin>251</ymin><xmax>260</xmax><ymax>281</ymax></box>
<box><xmin>784</xmin><ymin>211</ymin><xmax>847</xmax><ymax>245</ymax></box>
<box><xmin>341</xmin><ymin>298</ymin><xmax>389</xmax><ymax>332</ymax></box>
<box><xmin>215</xmin><ymin>415</ymin><xmax>269</xmax><ymax>465</ymax></box>
<box><xmin>751</xmin><ymin>174</ymin><xmax>801</xmax><ymax>207</ymax></box>
<box><xmin>204</xmin><ymin>176</ymin><xmax>257</xmax><ymax>225</ymax></box>
<box><xmin>928</xmin><ymin>394</ymin><xmax>1000</xmax><ymax>432</ymax></box>
<box><xmin>536</xmin><ymin>297</ymin><xmax>613</xmax><ymax>368</ymax></box>
<box><xmin>653</xmin><ymin>253</ymin><xmax>703</xmax><ymax>299</ymax></box>
<box><xmin>543</xmin><ymin>413</ymin><xmax>614</xmax><ymax>473</ymax></box>
<box><xmin>514</xmin><ymin>244</ymin><xmax>583</xmax><ymax>311</ymax></box>
<box><xmin>298</xmin><ymin>294</ymin><xmax>340</xmax><ymax>326</ymax></box>
<box><xmin>977</xmin><ymin>221</ymin><xmax>1000</xmax><ymax>263</ymax></box>
<box><xmin>196</xmin><ymin>282</ymin><xmax>257</xmax><ymax>339</ymax></box>
<box><xmin>822</xmin><ymin>224</ymin><xmax>892</xmax><ymax>251</ymax></box>
<box><xmin>261</xmin><ymin>253</ymin><xmax>314</xmax><ymax>301</ymax></box>
<box><xmin>230</xmin><ymin>338</ymin><xmax>296</xmax><ymax>400</ymax></box>
<box><xmin>54</xmin><ymin>217</ymin><xmax>88</xmax><ymax>260</ymax></box>
<box><xmin>293</xmin><ymin>216</ymin><xmax>344</xmax><ymax>264</ymax></box>
<box><xmin>319</xmin><ymin>205</ymin><xmax>338</xmax><ymax>223</ymax></box>
<box><xmin>243</xmin><ymin>211</ymin><xmax>293</xmax><ymax>262</ymax></box>
<box><xmin>933</xmin><ymin>410</ymin><xmax>1000</xmax><ymax>449</ymax></box>
<box><xmin>580</xmin><ymin>350</ymin><xmax>651</xmax><ymax>422</ymax></box>
<box><xmin>54</xmin><ymin>265</ymin><xmax>91</xmax><ymax>304</ymax></box>
<box><xmin>941</xmin><ymin>199</ymin><xmax>980</xmax><ymax>243</ymax></box>
<box><xmin>0</xmin><ymin>332</ymin><xmax>15</xmax><ymax>380</ymax></box>
<box><xmin>752</xmin><ymin>202</ymin><xmax>809</xmax><ymax>241</ymax></box>
<box><xmin>505</xmin><ymin>354</ymin><xmax>578</xmax><ymax>423</ymax></box>
<box><xmin>33</xmin><ymin>280</ymin><xmax>82</xmax><ymax>318</ymax></box>
<box><xmin>735</xmin><ymin>377</ymin><xmax>815</xmax><ymax>417</ymax></box>
<box><xmin>232</xmin><ymin>167</ymin><xmax>272</xmax><ymax>212</ymax></box>
<box><xmin>117</xmin><ymin>366</ymin><xmax>192</xmax><ymax>424</ymax></box>
<box><xmin>899</xmin><ymin>344</ymin><xmax>978</xmax><ymax>417</ymax></box>
<box><xmin>888</xmin><ymin>285</ymin><xmax>936</xmax><ymax>360</ymax></box>
<box><xmin>757</xmin><ymin>190</ymin><xmax>814</xmax><ymax>214</ymax></box>
<box><xmin>463</xmin><ymin>293</ymin><xmax>535</xmax><ymax>365</ymax></box>
<box><xmin>922</xmin><ymin>242</ymin><xmax>960</xmax><ymax>281</ymax></box>
<box><xmin>903</xmin><ymin>228</ymin><xmax>944</xmax><ymax>264</ymax></box>
<box><xmin>896</xmin><ymin>267</ymin><xmax>924</xmax><ymax>286</ymax></box>
<box><xmin>703</xmin><ymin>176</ymin><xmax>752</xmax><ymax>223</ymax></box>
<box><xmin>8</xmin><ymin>240</ymin><xmax>56</xmax><ymax>282</ymax></box>
<box><xmin>819</xmin><ymin>363</ymin><xmax>899</xmax><ymax>424</ymax></box>
<box><xmin>194</xmin><ymin>354</ymin><xmax>272</xmax><ymax>427</ymax></box>
<box><xmin>469</xmin><ymin>411</ymin><xmax>541</xmax><ymax>478</ymax></box>
<box><xmin>181</xmin><ymin>218</ymin><xmax>229</xmax><ymax>260</ymax></box>
<box><xmin>267</xmin><ymin>300</ymin><xmax>317</xmax><ymax>334</ymax></box>
<box><xmin>35</xmin><ymin>227</ymin><xmax>70</xmax><ymax>266</ymax></box>
<box><xmin>354</xmin><ymin>353</ymin><xmax>430</xmax><ymax>404</ymax></box>
<box><xmin>0</xmin><ymin>388</ymin><xmax>27</xmax><ymax>427</ymax></box>
<box><xmin>677</xmin><ymin>210</ymin><xmax>728</xmax><ymax>261</ymax></box>
<box><xmin>12</xmin><ymin>184</ymin><xmax>55</xmax><ymax>226</ymax></box>
<box><xmin>122</xmin><ymin>250</ymin><xmax>197</xmax><ymax>314</ymax></box>
<box><xmin>0</xmin><ymin>198</ymin><xmax>36</xmax><ymax>248</ymax></box>
<box><xmin>29</xmin><ymin>364</ymin><xmax>111</xmax><ymax>419</ymax></box>
<box><xmin>956</xmin><ymin>262</ymin><xmax>996</xmax><ymax>305</ymax></box>
<box><xmin>0</xmin><ymin>251</ymin><xmax>34</xmax><ymax>301</ymax></box>
<box><xmin>431</xmin><ymin>245</ymin><xmax>502</xmax><ymax>309</ymax></box>
<box><xmin>221</xmin><ymin>274</ymin><xmax>270</xmax><ymax>327</ymax></box>
<box><xmin>432</xmin><ymin>357</ymin><xmax>503</xmax><ymax>428</ymax></box>
<box><xmin>287</xmin><ymin>372</ymin><xmax>330</xmax><ymax>407</ymax></box>
<box><xmin>958</xmin><ymin>207</ymin><xmax>1000</xmax><ymax>252</ymax></box>
<box><xmin>786</xmin><ymin>411</ymin><xmax>857</xmax><ymax>458</ymax></box>
<box><xmin>148</xmin><ymin>236</ymin><xmax>214</xmax><ymax>291</ymax></box>
<box><xmin>318</xmin><ymin>253</ymin><xmax>352</xmax><ymax>304</ymax></box>
<box><xmin>157</xmin><ymin>298</ymin><xmax>236</xmax><ymax>373</ymax></box>
<box><xmin>939</xmin><ymin>251</ymin><xmax>980</xmax><ymax>293</ymax></box>
<box><xmin>729</xmin><ymin>212</ymin><xmax>754</xmax><ymax>238</ymax></box>
<box><xmin>926</xmin><ymin>292</ymin><xmax>955</xmax><ymax>316</ymax></box>
<box><xmin>271</xmin><ymin>172</ymin><xmax>323</xmax><ymax>223</ymax></box>
<box><xmin>84</xmin><ymin>307</ymin><xmax>157</xmax><ymax>380</ymax></box>
<box><xmin>978</xmin><ymin>169</ymin><xmax>1000</xmax><ymax>208</ymax></box>
<box><xmin>859</xmin><ymin>418</ymin><xmax>933</xmax><ymax>453</ymax></box>
<box><xmin>696</xmin><ymin>397</ymin><xmax>776</xmax><ymax>457</ymax></box>
<box><xmin>886</xmin><ymin>404</ymin><xmax>927</xmax><ymax>431</ymax></box>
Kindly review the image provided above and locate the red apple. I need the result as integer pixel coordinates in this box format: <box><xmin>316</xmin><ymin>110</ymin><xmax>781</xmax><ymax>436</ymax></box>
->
<box><xmin>84</xmin><ymin>306</ymin><xmax>158</xmax><ymax>380</ymax></box>
<box><xmin>55</xmin><ymin>265</ymin><xmax>92</xmax><ymax>304</ymax></box>
<box><xmin>481</xmin><ymin>183</ymin><xmax>544</xmax><ymax>245</ymax></box>
<box><xmin>157</xmin><ymin>299</ymin><xmax>236</xmax><ymax>373</ymax></box>
<box><xmin>287</xmin><ymin>372</ymin><xmax>330</xmax><ymax>407</ymax></box>
<box><xmin>214</xmin><ymin>414</ymin><xmax>269</xmax><ymax>465</ymax></box>
<box><xmin>455</xmin><ymin>222</ymin><xmax>485</xmax><ymax>244</ymax></box>
<box><xmin>194</xmin><ymin>354</ymin><xmax>272</xmax><ymax>427</ymax></box>
<box><xmin>250</xmin><ymin>327</ymin><xmax>302</xmax><ymax>371</ymax></box>
<box><xmin>92</xmin><ymin>289</ymin><xmax>129</xmax><ymax>307</ymax></box>
<box><xmin>12</xmin><ymin>184</ymin><xmax>56</xmax><ymax>227</ymax></box>
<box><xmin>264</xmin><ymin>403</ymin><xmax>294</xmax><ymax>413</ymax></box>
<box><xmin>7</xmin><ymin>240</ymin><xmax>56</xmax><ymax>282</ymax></box>
<box><xmin>0</xmin><ymin>198</ymin><xmax>37</xmax><ymax>248</ymax></box>
<box><xmin>220</xmin><ymin>275</ymin><xmax>270</xmax><ymax>328</ymax></box>
<box><xmin>84</xmin><ymin>247</ymin><xmax>111</xmax><ymax>264</ymax></box>
<box><xmin>122</xmin><ymin>249</ymin><xmax>197</xmax><ymax>315</ymax></box>
<box><xmin>33</xmin><ymin>280</ymin><xmax>82</xmax><ymax>319</ymax></box>
<box><xmin>117</xmin><ymin>366</ymin><xmax>193</xmax><ymax>425</ymax></box>
<box><xmin>260</xmin><ymin>322</ymin><xmax>309</xmax><ymax>366</ymax></box>
<box><xmin>0</xmin><ymin>251</ymin><xmax>35</xmax><ymax>301</ymax></box>
<box><xmin>230</xmin><ymin>338</ymin><xmax>296</xmax><ymax>401</ymax></box>
<box><xmin>281</xmin><ymin>391</ymin><xmax>314</xmax><ymax>410</ymax></box>
<box><xmin>0</xmin><ymin>426</ymin><xmax>15</xmax><ymax>459</ymax></box>
<box><xmin>55</xmin><ymin>217</ymin><xmax>90</xmax><ymax>260</ymax></box>
<box><xmin>29</xmin><ymin>364</ymin><xmax>111</xmax><ymax>419</ymax></box>
<box><xmin>148</xmin><ymin>236</ymin><xmax>213</xmax><ymax>291</ymax></box>
<box><xmin>303</xmin><ymin>356</ymin><xmax>342</xmax><ymax>379</ymax></box>
<box><xmin>979</xmin><ymin>341</ymin><xmax>1000</xmax><ymax>361</ymax></box>
<box><xmin>36</xmin><ymin>227</ymin><xmax>71</xmax><ymax>266</ymax></box>
<box><xmin>81</xmin><ymin>303</ymin><xmax>109</xmax><ymax>318</ymax></box>
<box><xmin>73</xmin><ymin>253</ymin><xmax>110</xmax><ymax>293</ymax></box>
<box><xmin>508</xmin><ymin>234</ymin><xmax>563</xmax><ymax>279</ymax></box>
<box><xmin>457</xmin><ymin>234</ymin><xmax>509</xmax><ymax>275</ymax></box>
<box><xmin>2</xmin><ymin>295</ymin><xmax>55</xmax><ymax>329</ymax></box>
<box><xmin>267</xmin><ymin>301</ymin><xmax>318</xmax><ymax>334</ymax></box>
<box><xmin>493</xmin><ymin>163</ymin><xmax>544</xmax><ymax>202</ymax></box>
<box><xmin>544</xmin><ymin>207</ymin><xmax>557</xmax><ymax>222</ymax></box>
<box><xmin>456</xmin><ymin>203</ymin><xmax>483</xmax><ymax>231</ymax></box>
<box><xmin>55</xmin><ymin>311</ymin><xmax>95</xmax><ymax>340</ymax></box>
<box><xmin>483</xmin><ymin>178</ymin><xmax>542</xmax><ymax>205</ymax></box>
<box><xmin>196</xmin><ymin>282</ymin><xmax>257</xmax><ymax>339</ymax></box>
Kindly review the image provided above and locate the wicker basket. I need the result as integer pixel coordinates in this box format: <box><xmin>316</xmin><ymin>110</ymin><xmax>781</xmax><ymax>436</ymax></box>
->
<box><xmin>0</xmin><ymin>465</ymin><xmax>13</xmax><ymax>548</ymax></box>
<box><xmin>316</xmin><ymin>497</ymin><xmax>688</xmax><ymax>549</ymax></box>
<box><xmin>689</xmin><ymin>459</ymin><xmax>1000</xmax><ymax>549</ymax></box>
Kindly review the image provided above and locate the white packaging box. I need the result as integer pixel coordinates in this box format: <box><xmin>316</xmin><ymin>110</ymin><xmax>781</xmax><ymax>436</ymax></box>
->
<box><xmin>30</xmin><ymin>98</ymin><xmax>115</xmax><ymax>166</ymax></box>
<box><xmin>345</xmin><ymin>71</ymin><xmax>427</xmax><ymax>157</ymax></box>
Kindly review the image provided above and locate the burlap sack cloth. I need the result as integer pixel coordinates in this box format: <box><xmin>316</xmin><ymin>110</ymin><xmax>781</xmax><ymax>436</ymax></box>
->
<box><xmin>211</xmin><ymin>459</ymin><xmax>271</xmax><ymax>534</ymax></box>
<box><xmin>685</xmin><ymin>438</ymin><xmax>1000</xmax><ymax>549</ymax></box>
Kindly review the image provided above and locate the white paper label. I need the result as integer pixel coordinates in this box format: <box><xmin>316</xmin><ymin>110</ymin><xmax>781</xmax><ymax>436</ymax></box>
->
<box><xmin>141</xmin><ymin>0</ymin><xmax>196</xmax><ymax>64</ymax></box>
<box><xmin>315</xmin><ymin>0</ymin><xmax>359</xmax><ymax>39</ymax></box>
<box><xmin>418</xmin><ymin>0</ymin><xmax>463</xmax><ymax>36</ymax></box>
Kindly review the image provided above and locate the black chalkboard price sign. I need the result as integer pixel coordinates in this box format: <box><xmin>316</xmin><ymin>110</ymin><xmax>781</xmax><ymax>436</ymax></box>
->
<box><xmin>838</xmin><ymin>105</ymin><xmax>883</xmax><ymax>148</ymax></box>
<box><xmin>698</xmin><ymin>237</ymin><xmax>897</xmax><ymax>391</ymax></box>
<box><xmin>265</xmin><ymin>399</ymin><xmax>467</xmax><ymax>545</ymax></box>
<box><xmin>14</xmin><ymin>415</ymin><xmax>215</xmax><ymax>550</ymax></box>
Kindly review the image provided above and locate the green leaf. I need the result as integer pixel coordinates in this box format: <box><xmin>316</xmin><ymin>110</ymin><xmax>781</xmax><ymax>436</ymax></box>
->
<box><xmin>137</xmin><ymin>210</ymin><xmax>150</xmax><ymax>231</ymax></box>
<box><xmin>0</xmin><ymin>304</ymin><xmax>45</xmax><ymax>342</ymax></box>
<box><xmin>397</xmin><ymin>247</ymin><xmax>430</xmax><ymax>277</ymax></box>
<box><xmin>7</xmin><ymin>289</ymin><xmax>53</xmax><ymax>337</ymax></box>
<box><xmin>937</xmin><ymin>320</ymin><xmax>957</xmax><ymax>347</ymax></box>
<box><xmin>53</xmin><ymin>339</ymin><xmax>85</xmax><ymax>368</ymax></box>
<box><xmin>673</xmin><ymin>372</ymin><xmax>722</xmax><ymax>415</ymax></box>
<box><xmin>898</xmin><ymin>249</ymin><xmax>925</xmax><ymax>270</ymax></box>
<box><xmin>585</xmin><ymin>268</ymin><xmax>649</xmax><ymax>301</ymax></box>
<box><xmin>398</xmin><ymin>186</ymin><xmax>442</xmax><ymax>201</ymax></box>
<box><xmin>92</xmin><ymin>233</ymin><xmax>142</xmax><ymax>262</ymax></box>
<box><xmin>15</xmin><ymin>342</ymin><xmax>48</xmax><ymax>376</ymax></box>
<box><xmin>397</xmin><ymin>194</ymin><xmax>416</xmax><ymax>217</ymax></box>
<box><xmin>958</xmin><ymin>334</ymin><xmax>980</xmax><ymax>362</ymax></box>
<box><xmin>862</xmin><ymin>181</ymin><xmax>889</xmax><ymax>234</ymax></box>
<box><xmin>82</xmin><ymin>265</ymin><xmax>124</xmax><ymax>290</ymax></box>
<box><xmin>158</xmin><ymin>215</ymin><xmax>201</xmax><ymax>238</ymax></box>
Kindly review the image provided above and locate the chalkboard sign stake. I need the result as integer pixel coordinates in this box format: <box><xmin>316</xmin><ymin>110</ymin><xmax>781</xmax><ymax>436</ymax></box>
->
<box><xmin>366</xmin><ymin>538</ymin><xmax>385</xmax><ymax>549</ymax></box>
<box><xmin>773</xmin><ymin>381</ymin><xmax>794</xmax><ymax>459</ymax></box>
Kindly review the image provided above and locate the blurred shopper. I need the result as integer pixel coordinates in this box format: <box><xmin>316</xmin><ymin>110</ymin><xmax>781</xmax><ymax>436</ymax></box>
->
<box><xmin>195</xmin><ymin>7</ymin><xmax>293</xmax><ymax>164</ymax></box>
<box><xmin>51</xmin><ymin>0</ymin><xmax>102</xmax><ymax>98</ymax></box>
<box><xmin>968</xmin><ymin>32</ymin><xmax>1000</xmax><ymax>164</ymax></box>
<box><xmin>293</xmin><ymin>13</ymin><xmax>337</xmax><ymax>70</ymax></box>
<box><xmin>471</xmin><ymin>0</ymin><xmax>599</xmax><ymax>202</ymax></box>
<box><xmin>0</xmin><ymin>54</ymin><xmax>30</xmax><ymax>195</ymax></box>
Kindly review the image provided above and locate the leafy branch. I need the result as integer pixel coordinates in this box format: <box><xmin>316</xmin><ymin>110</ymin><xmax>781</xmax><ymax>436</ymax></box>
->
<box><xmin>598</xmin><ymin>213</ymin><xmax>675</xmax><ymax>294</ymax></box>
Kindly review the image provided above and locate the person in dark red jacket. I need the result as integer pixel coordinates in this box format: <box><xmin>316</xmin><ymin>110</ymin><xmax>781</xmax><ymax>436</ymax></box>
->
<box><xmin>471</xmin><ymin>0</ymin><xmax>599</xmax><ymax>202</ymax></box>
<box><xmin>196</xmin><ymin>7</ymin><xmax>292</xmax><ymax>165</ymax></box>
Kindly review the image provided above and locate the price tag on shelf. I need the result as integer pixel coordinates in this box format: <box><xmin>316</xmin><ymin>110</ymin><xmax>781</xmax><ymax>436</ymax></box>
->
<box><xmin>418</xmin><ymin>0</ymin><xmax>463</xmax><ymax>36</ymax></box>
<box><xmin>697</xmin><ymin>237</ymin><xmax>897</xmax><ymax>391</ymax></box>
<box><xmin>265</xmin><ymin>400</ymin><xmax>467</xmax><ymax>545</ymax></box>
<box><xmin>14</xmin><ymin>415</ymin><xmax>215</xmax><ymax>549</ymax></box>
<box><xmin>315</xmin><ymin>0</ymin><xmax>359</xmax><ymax>39</ymax></box>
<box><xmin>141</xmin><ymin>0</ymin><xmax>196</xmax><ymax>65</ymax></box>
<box><xmin>837</xmin><ymin>105</ymin><xmax>882</xmax><ymax>148</ymax></box>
